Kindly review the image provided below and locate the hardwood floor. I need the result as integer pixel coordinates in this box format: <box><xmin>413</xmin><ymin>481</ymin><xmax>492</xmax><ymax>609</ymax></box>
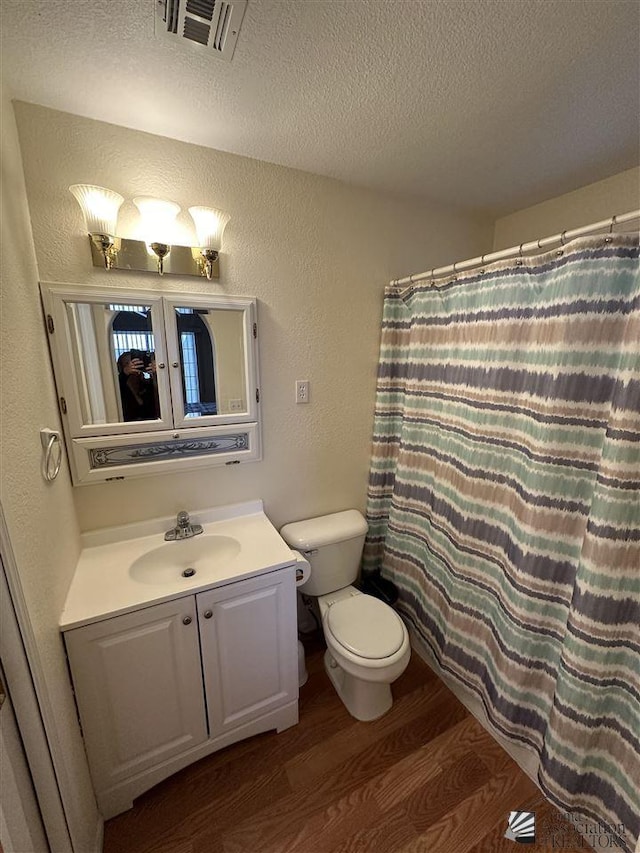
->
<box><xmin>104</xmin><ymin>635</ymin><xmax>585</xmax><ymax>853</ymax></box>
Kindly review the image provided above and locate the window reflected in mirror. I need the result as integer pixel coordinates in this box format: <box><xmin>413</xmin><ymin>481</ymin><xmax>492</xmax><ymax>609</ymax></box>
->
<box><xmin>112</xmin><ymin>306</ymin><xmax>160</xmax><ymax>422</ymax></box>
<box><xmin>175</xmin><ymin>307</ymin><xmax>217</xmax><ymax>417</ymax></box>
<box><xmin>64</xmin><ymin>301</ymin><xmax>162</xmax><ymax>426</ymax></box>
<box><xmin>173</xmin><ymin>306</ymin><xmax>247</xmax><ymax>419</ymax></box>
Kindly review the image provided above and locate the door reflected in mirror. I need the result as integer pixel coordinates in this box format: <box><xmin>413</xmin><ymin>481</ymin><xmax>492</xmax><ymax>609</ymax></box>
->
<box><xmin>114</xmin><ymin>306</ymin><xmax>161</xmax><ymax>422</ymax></box>
<box><xmin>65</xmin><ymin>301</ymin><xmax>163</xmax><ymax>427</ymax></box>
<box><xmin>173</xmin><ymin>306</ymin><xmax>247</xmax><ymax>419</ymax></box>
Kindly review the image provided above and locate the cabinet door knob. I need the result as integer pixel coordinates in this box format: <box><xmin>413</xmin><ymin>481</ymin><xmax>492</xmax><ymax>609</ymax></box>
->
<box><xmin>182</xmin><ymin>616</ymin><xmax>192</xmax><ymax>625</ymax></box>
<box><xmin>172</xmin><ymin>361</ymin><xmax>179</xmax><ymax>368</ymax></box>
<box><xmin>203</xmin><ymin>610</ymin><xmax>213</xmax><ymax>619</ymax></box>
<box><xmin>157</xmin><ymin>362</ymin><xmax>166</xmax><ymax>369</ymax></box>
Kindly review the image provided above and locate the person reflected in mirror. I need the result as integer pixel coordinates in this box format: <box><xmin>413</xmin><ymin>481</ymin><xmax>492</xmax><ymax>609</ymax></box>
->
<box><xmin>117</xmin><ymin>350</ymin><xmax>160</xmax><ymax>421</ymax></box>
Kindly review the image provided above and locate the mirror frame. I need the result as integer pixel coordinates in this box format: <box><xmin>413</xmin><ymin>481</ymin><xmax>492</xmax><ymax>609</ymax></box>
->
<box><xmin>40</xmin><ymin>281</ymin><xmax>261</xmax><ymax>485</ymax></box>
<box><xmin>163</xmin><ymin>294</ymin><xmax>258</xmax><ymax>428</ymax></box>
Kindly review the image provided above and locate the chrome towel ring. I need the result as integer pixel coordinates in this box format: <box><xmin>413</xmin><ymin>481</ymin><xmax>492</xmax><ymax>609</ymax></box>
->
<box><xmin>40</xmin><ymin>428</ymin><xmax>62</xmax><ymax>482</ymax></box>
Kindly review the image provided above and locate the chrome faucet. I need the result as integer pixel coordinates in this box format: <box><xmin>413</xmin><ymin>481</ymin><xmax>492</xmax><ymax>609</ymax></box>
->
<box><xmin>164</xmin><ymin>510</ymin><xmax>203</xmax><ymax>541</ymax></box>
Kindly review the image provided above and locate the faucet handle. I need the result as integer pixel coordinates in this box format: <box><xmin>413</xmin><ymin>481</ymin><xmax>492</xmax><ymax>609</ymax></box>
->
<box><xmin>177</xmin><ymin>511</ymin><xmax>190</xmax><ymax>527</ymax></box>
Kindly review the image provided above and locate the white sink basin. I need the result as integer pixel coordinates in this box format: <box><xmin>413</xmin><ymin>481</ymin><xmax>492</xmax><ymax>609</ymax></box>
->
<box><xmin>61</xmin><ymin>501</ymin><xmax>299</xmax><ymax>630</ymax></box>
<box><xmin>129</xmin><ymin>534</ymin><xmax>241</xmax><ymax>585</ymax></box>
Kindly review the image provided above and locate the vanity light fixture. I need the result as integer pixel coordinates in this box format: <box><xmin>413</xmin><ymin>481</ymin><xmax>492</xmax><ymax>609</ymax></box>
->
<box><xmin>69</xmin><ymin>184</ymin><xmax>124</xmax><ymax>269</ymax></box>
<box><xmin>188</xmin><ymin>206</ymin><xmax>231</xmax><ymax>280</ymax></box>
<box><xmin>133</xmin><ymin>196</ymin><xmax>181</xmax><ymax>276</ymax></box>
<box><xmin>69</xmin><ymin>185</ymin><xmax>228</xmax><ymax>280</ymax></box>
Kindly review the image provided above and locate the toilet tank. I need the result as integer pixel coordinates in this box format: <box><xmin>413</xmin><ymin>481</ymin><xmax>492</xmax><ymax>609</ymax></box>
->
<box><xmin>280</xmin><ymin>509</ymin><xmax>368</xmax><ymax>595</ymax></box>
<box><xmin>280</xmin><ymin>510</ymin><xmax>368</xmax><ymax>597</ymax></box>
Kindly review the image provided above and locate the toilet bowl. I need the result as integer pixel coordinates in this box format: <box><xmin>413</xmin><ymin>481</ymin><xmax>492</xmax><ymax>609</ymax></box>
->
<box><xmin>280</xmin><ymin>510</ymin><xmax>410</xmax><ymax>722</ymax></box>
<box><xmin>319</xmin><ymin>586</ymin><xmax>410</xmax><ymax>720</ymax></box>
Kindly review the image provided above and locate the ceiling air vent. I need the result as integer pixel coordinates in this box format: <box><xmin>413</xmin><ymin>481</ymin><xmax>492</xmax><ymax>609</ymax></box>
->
<box><xmin>155</xmin><ymin>0</ymin><xmax>247</xmax><ymax>61</ymax></box>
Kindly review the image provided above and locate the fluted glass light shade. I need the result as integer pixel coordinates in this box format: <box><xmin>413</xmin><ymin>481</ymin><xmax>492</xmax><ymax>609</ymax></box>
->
<box><xmin>188</xmin><ymin>206</ymin><xmax>230</xmax><ymax>251</ymax></box>
<box><xmin>188</xmin><ymin>206</ymin><xmax>230</xmax><ymax>279</ymax></box>
<box><xmin>133</xmin><ymin>196</ymin><xmax>181</xmax><ymax>245</ymax></box>
<box><xmin>133</xmin><ymin>197</ymin><xmax>181</xmax><ymax>275</ymax></box>
<box><xmin>69</xmin><ymin>184</ymin><xmax>124</xmax><ymax>236</ymax></box>
<box><xmin>69</xmin><ymin>184</ymin><xmax>124</xmax><ymax>269</ymax></box>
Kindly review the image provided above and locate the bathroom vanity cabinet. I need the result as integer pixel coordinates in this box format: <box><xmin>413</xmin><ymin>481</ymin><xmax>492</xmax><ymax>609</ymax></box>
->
<box><xmin>63</xmin><ymin>566</ymin><xmax>298</xmax><ymax>818</ymax></box>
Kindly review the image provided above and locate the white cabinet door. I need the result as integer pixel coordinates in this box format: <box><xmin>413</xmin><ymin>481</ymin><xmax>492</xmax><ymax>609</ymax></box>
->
<box><xmin>64</xmin><ymin>597</ymin><xmax>207</xmax><ymax>793</ymax></box>
<box><xmin>42</xmin><ymin>285</ymin><xmax>174</xmax><ymax>438</ymax></box>
<box><xmin>163</xmin><ymin>295</ymin><xmax>259</xmax><ymax>429</ymax></box>
<box><xmin>197</xmin><ymin>568</ymin><xmax>298</xmax><ymax>737</ymax></box>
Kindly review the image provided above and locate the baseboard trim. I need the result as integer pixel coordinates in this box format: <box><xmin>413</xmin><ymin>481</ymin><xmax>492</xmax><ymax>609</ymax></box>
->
<box><xmin>92</xmin><ymin>814</ymin><xmax>104</xmax><ymax>853</ymax></box>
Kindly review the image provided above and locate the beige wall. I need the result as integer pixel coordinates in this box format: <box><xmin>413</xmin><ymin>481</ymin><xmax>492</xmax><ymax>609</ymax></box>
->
<box><xmin>493</xmin><ymin>167</ymin><xmax>640</xmax><ymax>250</ymax></box>
<box><xmin>0</xmin><ymin>93</ymin><xmax>100</xmax><ymax>849</ymax></box>
<box><xmin>14</xmin><ymin>102</ymin><xmax>492</xmax><ymax>533</ymax></box>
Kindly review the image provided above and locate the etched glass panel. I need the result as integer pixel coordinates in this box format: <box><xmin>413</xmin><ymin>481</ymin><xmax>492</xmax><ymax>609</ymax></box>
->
<box><xmin>88</xmin><ymin>432</ymin><xmax>250</xmax><ymax>468</ymax></box>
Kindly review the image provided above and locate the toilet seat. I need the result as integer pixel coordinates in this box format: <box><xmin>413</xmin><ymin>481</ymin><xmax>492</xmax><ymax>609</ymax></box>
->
<box><xmin>325</xmin><ymin>595</ymin><xmax>405</xmax><ymax>660</ymax></box>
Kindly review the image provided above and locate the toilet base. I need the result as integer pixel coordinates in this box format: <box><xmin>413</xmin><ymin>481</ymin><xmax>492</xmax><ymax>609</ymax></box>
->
<box><xmin>324</xmin><ymin>650</ymin><xmax>393</xmax><ymax>721</ymax></box>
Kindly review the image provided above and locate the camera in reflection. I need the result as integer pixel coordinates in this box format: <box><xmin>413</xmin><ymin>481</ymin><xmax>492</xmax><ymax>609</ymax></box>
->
<box><xmin>130</xmin><ymin>349</ymin><xmax>153</xmax><ymax>369</ymax></box>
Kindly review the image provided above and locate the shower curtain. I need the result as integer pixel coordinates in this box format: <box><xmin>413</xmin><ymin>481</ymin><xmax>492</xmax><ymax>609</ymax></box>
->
<box><xmin>364</xmin><ymin>234</ymin><xmax>639</xmax><ymax>851</ymax></box>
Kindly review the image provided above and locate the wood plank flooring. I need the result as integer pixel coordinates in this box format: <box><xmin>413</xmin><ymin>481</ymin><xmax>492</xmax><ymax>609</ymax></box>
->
<box><xmin>103</xmin><ymin>635</ymin><xmax>585</xmax><ymax>853</ymax></box>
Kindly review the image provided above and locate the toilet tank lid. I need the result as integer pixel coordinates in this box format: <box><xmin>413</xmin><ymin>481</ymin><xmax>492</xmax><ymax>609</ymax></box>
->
<box><xmin>280</xmin><ymin>510</ymin><xmax>368</xmax><ymax>550</ymax></box>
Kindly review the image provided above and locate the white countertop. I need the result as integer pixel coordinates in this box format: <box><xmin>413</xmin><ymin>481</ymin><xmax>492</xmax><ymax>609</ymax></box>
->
<box><xmin>60</xmin><ymin>501</ymin><xmax>296</xmax><ymax>631</ymax></box>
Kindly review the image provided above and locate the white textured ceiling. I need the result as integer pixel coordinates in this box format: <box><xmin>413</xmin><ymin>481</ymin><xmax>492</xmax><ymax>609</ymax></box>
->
<box><xmin>1</xmin><ymin>0</ymin><xmax>638</xmax><ymax>216</ymax></box>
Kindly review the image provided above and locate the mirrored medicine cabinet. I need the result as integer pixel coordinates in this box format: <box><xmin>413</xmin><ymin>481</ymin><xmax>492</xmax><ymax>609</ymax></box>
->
<box><xmin>40</xmin><ymin>282</ymin><xmax>261</xmax><ymax>484</ymax></box>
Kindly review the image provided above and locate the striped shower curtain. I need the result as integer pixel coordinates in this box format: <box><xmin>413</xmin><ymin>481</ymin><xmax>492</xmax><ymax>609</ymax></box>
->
<box><xmin>364</xmin><ymin>234</ymin><xmax>639</xmax><ymax>851</ymax></box>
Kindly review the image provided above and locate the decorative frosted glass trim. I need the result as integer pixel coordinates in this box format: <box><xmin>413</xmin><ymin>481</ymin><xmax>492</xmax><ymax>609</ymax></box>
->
<box><xmin>89</xmin><ymin>433</ymin><xmax>249</xmax><ymax>468</ymax></box>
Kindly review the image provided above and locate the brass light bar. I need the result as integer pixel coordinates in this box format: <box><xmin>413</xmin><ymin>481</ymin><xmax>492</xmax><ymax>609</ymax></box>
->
<box><xmin>88</xmin><ymin>237</ymin><xmax>220</xmax><ymax>279</ymax></box>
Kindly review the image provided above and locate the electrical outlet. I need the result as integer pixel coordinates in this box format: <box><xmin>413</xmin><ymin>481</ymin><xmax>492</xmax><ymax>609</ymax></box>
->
<box><xmin>295</xmin><ymin>380</ymin><xmax>310</xmax><ymax>404</ymax></box>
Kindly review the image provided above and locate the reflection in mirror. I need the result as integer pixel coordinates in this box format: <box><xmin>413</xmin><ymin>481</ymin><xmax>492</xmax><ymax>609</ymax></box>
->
<box><xmin>174</xmin><ymin>307</ymin><xmax>247</xmax><ymax>419</ymax></box>
<box><xmin>113</xmin><ymin>306</ymin><xmax>160</xmax><ymax>422</ymax></box>
<box><xmin>65</xmin><ymin>301</ymin><xmax>161</xmax><ymax>426</ymax></box>
<box><xmin>175</xmin><ymin>308</ymin><xmax>216</xmax><ymax>418</ymax></box>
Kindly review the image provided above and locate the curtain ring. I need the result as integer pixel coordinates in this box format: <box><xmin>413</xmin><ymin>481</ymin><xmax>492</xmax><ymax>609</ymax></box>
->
<box><xmin>516</xmin><ymin>243</ymin><xmax>524</xmax><ymax>266</ymax></box>
<box><xmin>555</xmin><ymin>231</ymin><xmax>567</xmax><ymax>257</ymax></box>
<box><xmin>605</xmin><ymin>215</ymin><xmax>617</xmax><ymax>243</ymax></box>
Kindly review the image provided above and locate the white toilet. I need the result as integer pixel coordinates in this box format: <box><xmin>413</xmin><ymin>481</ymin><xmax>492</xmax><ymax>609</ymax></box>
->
<box><xmin>281</xmin><ymin>509</ymin><xmax>410</xmax><ymax>721</ymax></box>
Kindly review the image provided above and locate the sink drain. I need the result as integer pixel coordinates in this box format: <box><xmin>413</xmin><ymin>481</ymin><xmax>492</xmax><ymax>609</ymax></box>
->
<box><xmin>182</xmin><ymin>567</ymin><xmax>196</xmax><ymax>578</ymax></box>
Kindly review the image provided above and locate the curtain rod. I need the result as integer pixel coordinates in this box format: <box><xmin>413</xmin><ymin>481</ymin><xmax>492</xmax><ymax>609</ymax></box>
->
<box><xmin>390</xmin><ymin>209</ymin><xmax>640</xmax><ymax>288</ymax></box>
